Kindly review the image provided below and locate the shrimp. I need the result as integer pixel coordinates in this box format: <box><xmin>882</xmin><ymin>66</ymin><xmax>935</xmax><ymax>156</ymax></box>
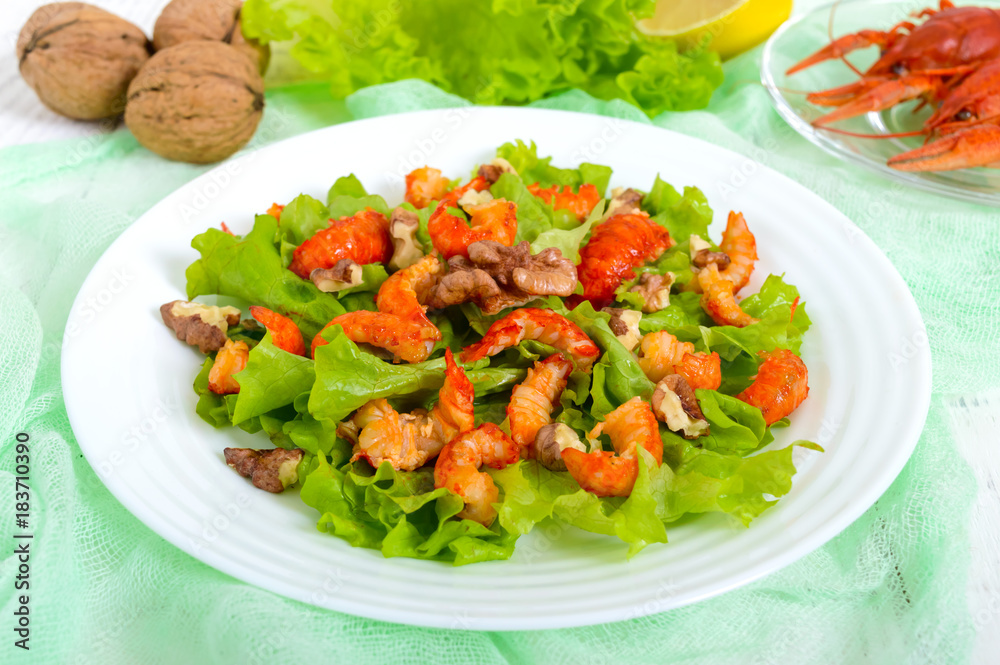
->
<box><xmin>430</xmin><ymin>348</ymin><xmax>477</xmax><ymax>443</ymax></box>
<box><xmin>346</xmin><ymin>349</ymin><xmax>474</xmax><ymax>470</ymax></box>
<box><xmin>718</xmin><ymin>211</ymin><xmax>758</xmax><ymax>293</ymax></box>
<box><xmin>574</xmin><ymin>213</ymin><xmax>674</xmax><ymax>308</ymax></box>
<box><xmin>249</xmin><ymin>306</ymin><xmax>305</xmax><ymax>356</ymax></box>
<box><xmin>288</xmin><ymin>209</ymin><xmax>392</xmax><ymax>279</ymax></box>
<box><xmin>675</xmin><ymin>351</ymin><xmax>722</xmax><ymax>391</ymax></box>
<box><xmin>460</xmin><ymin>308</ymin><xmax>600</xmax><ymax>372</ymax></box>
<box><xmin>405</xmin><ymin>166</ymin><xmax>451</xmax><ymax>209</ymax></box>
<box><xmin>375</xmin><ymin>254</ymin><xmax>441</xmax><ymax>327</ymax></box>
<box><xmin>637</xmin><ymin>331</ymin><xmax>722</xmax><ymax>390</ymax></box>
<box><xmin>561</xmin><ymin>397</ymin><xmax>662</xmax><ymax>497</ymax></box>
<box><xmin>507</xmin><ymin>353</ymin><xmax>574</xmax><ymax>451</ymax></box>
<box><xmin>736</xmin><ymin>349</ymin><xmax>809</xmax><ymax>425</ymax></box>
<box><xmin>428</xmin><ymin>176</ymin><xmax>518</xmax><ymax>259</ymax></box>
<box><xmin>208</xmin><ymin>339</ymin><xmax>249</xmax><ymax>395</ymax></box>
<box><xmin>637</xmin><ymin>331</ymin><xmax>695</xmax><ymax>383</ymax></box>
<box><xmin>433</xmin><ymin>423</ymin><xmax>520</xmax><ymax>526</ymax></box>
<box><xmin>311</xmin><ymin>311</ymin><xmax>438</xmax><ymax>363</ymax></box>
<box><xmin>312</xmin><ymin>255</ymin><xmax>443</xmax><ymax>362</ymax></box>
<box><xmin>528</xmin><ymin>183</ymin><xmax>601</xmax><ymax>221</ymax></box>
<box><xmin>698</xmin><ymin>264</ymin><xmax>760</xmax><ymax>328</ymax></box>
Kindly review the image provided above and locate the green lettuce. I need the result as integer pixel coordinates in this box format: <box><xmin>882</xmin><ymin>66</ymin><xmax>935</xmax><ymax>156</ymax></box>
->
<box><xmin>674</xmin><ymin>274</ymin><xmax>812</xmax><ymax>361</ymax></box>
<box><xmin>531</xmin><ymin>201</ymin><xmax>604</xmax><ymax>264</ymax></box>
<box><xmin>490</xmin><ymin>172</ymin><xmax>558</xmax><ymax>245</ymax></box>
<box><xmin>496</xmin><ymin>140</ymin><xmax>613</xmax><ymax>195</ymax></box>
<box><xmin>326</xmin><ymin>174</ymin><xmax>391</xmax><ymax>219</ymax></box>
<box><xmin>642</xmin><ymin>177</ymin><xmax>714</xmax><ymax>242</ymax></box>
<box><xmin>564</xmin><ymin>301</ymin><xmax>654</xmax><ymax>418</ymax></box>
<box><xmin>309</xmin><ymin>327</ymin><xmax>526</xmax><ymax>424</ymax></box>
<box><xmin>232</xmin><ymin>333</ymin><xmax>316</xmax><ymax>424</ymax></box>
<box><xmin>277</xmin><ymin>193</ymin><xmax>330</xmax><ymax>247</ymax></box>
<box><xmin>186</xmin><ymin>215</ymin><xmax>344</xmax><ymax>340</ymax></box>
<box><xmin>241</xmin><ymin>0</ymin><xmax>723</xmax><ymax>117</ymax></box>
<box><xmin>301</xmin><ymin>454</ymin><xmax>517</xmax><ymax>564</ymax></box>
<box><xmin>695</xmin><ymin>389</ymin><xmax>770</xmax><ymax>456</ymax></box>
<box><xmin>193</xmin><ymin>357</ymin><xmax>232</xmax><ymax>428</ymax></box>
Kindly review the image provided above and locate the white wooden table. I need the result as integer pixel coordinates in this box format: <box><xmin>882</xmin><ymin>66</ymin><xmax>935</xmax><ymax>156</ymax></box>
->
<box><xmin>2</xmin><ymin>1</ymin><xmax>997</xmax><ymax>662</ymax></box>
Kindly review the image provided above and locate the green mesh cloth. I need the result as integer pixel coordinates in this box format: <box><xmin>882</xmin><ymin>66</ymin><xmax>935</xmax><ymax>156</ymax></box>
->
<box><xmin>1</xmin><ymin>55</ymin><xmax>988</xmax><ymax>664</ymax></box>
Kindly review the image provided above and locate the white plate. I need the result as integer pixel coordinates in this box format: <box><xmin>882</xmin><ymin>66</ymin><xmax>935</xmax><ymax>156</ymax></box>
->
<box><xmin>62</xmin><ymin>107</ymin><xmax>930</xmax><ymax>630</ymax></box>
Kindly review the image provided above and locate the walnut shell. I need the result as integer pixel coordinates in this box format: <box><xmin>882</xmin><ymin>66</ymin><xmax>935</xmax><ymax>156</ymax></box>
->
<box><xmin>153</xmin><ymin>0</ymin><xmax>269</xmax><ymax>75</ymax></box>
<box><xmin>16</xmin><ymin>2</ymin><xmax>151</xmax><ymax>120</ymax></box>
<box><xmin>125</xmin><ymin>41</ymin><xmax>264</xmax><ymax>164</ymax></box>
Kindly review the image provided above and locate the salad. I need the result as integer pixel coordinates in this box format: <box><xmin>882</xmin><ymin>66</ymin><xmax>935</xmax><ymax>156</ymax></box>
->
<box><xmin>161</xmin><ymin>141</ymin><xmax>819</xmax><ymax>565</ymax></box>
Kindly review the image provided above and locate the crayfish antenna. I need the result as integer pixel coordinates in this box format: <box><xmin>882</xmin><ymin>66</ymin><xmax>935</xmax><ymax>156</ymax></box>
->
<box><xmin>815</xmin><ymin>126</ymin><xmax>926</xmax><ymax>139</ymax></box>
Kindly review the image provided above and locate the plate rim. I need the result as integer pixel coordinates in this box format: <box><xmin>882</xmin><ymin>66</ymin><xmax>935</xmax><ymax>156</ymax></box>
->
<box><xmin>761</xmin><ymin>0</ymin><xmax>1000</xmax><ymax>208</ymax></box>
<box><xmin>60</xmin><ymin>106</ymin><xmax>932</xmax><ymax>630</ymax></box>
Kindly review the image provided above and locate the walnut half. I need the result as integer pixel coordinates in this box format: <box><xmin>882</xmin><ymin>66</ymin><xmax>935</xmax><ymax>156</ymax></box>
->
<box><xmin>428</xmin><ymin>240</ymin><xmax>577</xmax><ymax>314</ymax></box>
<box><xmin>224</xmin><ymin>447</ymin><xmax>304</xmax><ymax>493</ymax></box>
<box><xmin>605</xmin><ymin>187</ymin><xmax>644</xmax><ymax>218</ymax></box>
<box><xmin>477</xmin><ymin>158</ymin><xmax>518</xmax><ymax>185</ymax></box>
<box><xmin>160</xmin><ymin>300</ymin><xmax>241</xmax><ymax>353</ymax></box>
<box><xmin>311</xmin><ymin>259</ymin><xmax>362</xmax><ymax>292</ymax></box>
<box><xmin>629</xmin><ymin>272</ymin><xmax>675</xmax><ymax>313</ymax></box>
<box><xmin>388</xmin><ymin>207</ymin><xmax>423</xmax><ymax>271</ymax></box>
<box><xmin>532</xmin><ymin>423</ymin><xmax>588</xmax><ymax>471</ymax></box>
<box><xmin>651</xmin><ymin>375</ymin><xmax>709</xmax><ymax>439</ymax></box>
<box><xmin>602</xmin><ymin>307</ymin><xmax>642</xmax><ymax>352</ymax></box>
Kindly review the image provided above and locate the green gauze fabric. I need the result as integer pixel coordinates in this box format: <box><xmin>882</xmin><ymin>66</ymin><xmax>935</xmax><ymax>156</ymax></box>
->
<box><xmin>0</xmin><ymin>57</ymin><xmax>989</xmax><ymax>665</ymax></box>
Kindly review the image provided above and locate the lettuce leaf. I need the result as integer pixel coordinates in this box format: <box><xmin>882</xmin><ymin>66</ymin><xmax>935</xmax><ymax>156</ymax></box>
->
<box><xmin>193</xmin><ymin>357</ymin><xmax>231</xmax><ymax>428</ymax></box>
<box><xmin>496</xmin><ymin>140</ymin><xmax>612</xmax><ymax>195</ymax></box>
<box><xmin>642</xmin><ymin>177</ymin><xmax>714</xmax><ymax>243</ymax></box>
<box><xmin>694</xmin><ymin>389</ymin><xmax>770</xmax><ymax>456</ymax></box>
<box><xmin>232</xmin><ymin>332</ymin><xmax>316</xmax><ymax>424</ymax></box>
<box><xmin>242</xmin><ymin>0</ymin><xmax>723</xmax><ymax>117</ymax></box>
<box><xmin>530</xmin><ymin>201</ymin><xmax>604</xmax><ymax>264</ymax></box>
<box><xmin>674</xmin><ymin>274</ymin><xmax>812</xmax><ymax>361</ymax></box>
<box><xmin>637</xmin><ymin>291</ymin><xmax>713</xmax><ymax>332</ymax></box>
<box><xmin>277</xmin><ymin>193</ymin><xmax>329</xmax><ymax>247</ymax></box>
<box><xmin>309</xmin><ymin>327</ymin><xmax>526</xmax><ymax>424</ymax></box>
<box><xmin>564</xmin><ymin>301</ymin><xmax>654</xmax><ymax>418</ymax></box>
<box><xmin>186</xmin><ymin>215</ymin><xmax>345</xmax><ymax>340</ymax></box>
<box><xmin>490</xmin><ymin>172</ymin><xmax>557</xmax><ymax>245</ymax></box>
<box><xmin>300</xmin><ymin>454</ymin><xmax>517</xmax><ymax>564</ymax></box>
<box><xmin>326</xmin><ymin>175</ymin><xmax>390</xmax><ymax>219</ymax></box>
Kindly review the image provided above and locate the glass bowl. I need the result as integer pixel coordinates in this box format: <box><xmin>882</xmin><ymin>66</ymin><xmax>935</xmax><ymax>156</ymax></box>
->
<box><xmin>761</xmin><ymin>0</ymin><xmax>1000</xmax><ymax>206</ymax></box>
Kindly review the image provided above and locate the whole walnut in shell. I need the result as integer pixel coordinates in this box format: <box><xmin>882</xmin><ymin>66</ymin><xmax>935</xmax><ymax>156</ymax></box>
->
<box><xmin>153</xmin><ymin>0</ymin><xmax>269</xmax><ymax>75</ymax></box>
<box><xmin>125</xmin><ymin>41</ymin><xmax>264</xmax><ymax>164</ymax></box>
<box><xmin>17</xmin><ymin>2</ymin><xmax>151</xmax><ymax>120</ymax></box>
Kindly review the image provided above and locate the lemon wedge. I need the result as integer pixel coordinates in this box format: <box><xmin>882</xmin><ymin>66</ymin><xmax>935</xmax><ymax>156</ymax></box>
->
<box><xmin>637</xmin><ymin>0</ymin><xmax>792</xmax><ymax>60</ymax></box>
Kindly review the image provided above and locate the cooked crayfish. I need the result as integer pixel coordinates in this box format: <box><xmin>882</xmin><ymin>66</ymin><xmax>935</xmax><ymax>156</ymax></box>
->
<box><xmin>789</xmin><ymin>1</ymin><xmax>1000</xmax><ymax>171</ymax></box>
